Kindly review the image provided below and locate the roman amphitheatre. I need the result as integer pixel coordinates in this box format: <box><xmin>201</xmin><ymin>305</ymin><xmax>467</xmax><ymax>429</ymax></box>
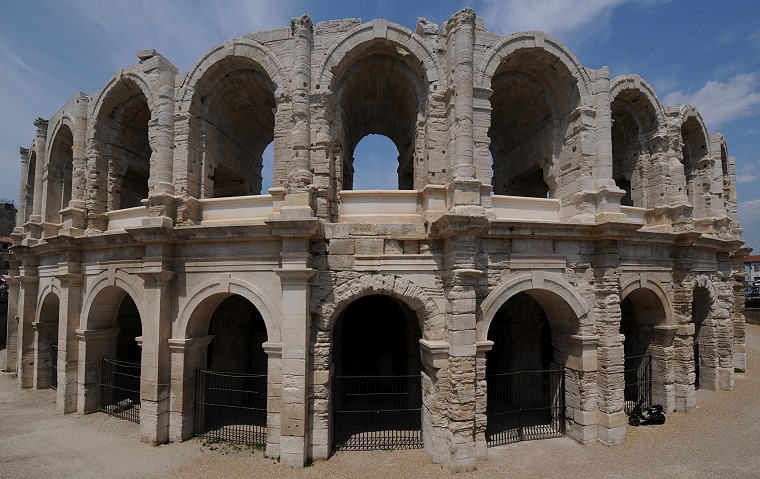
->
<box><xmin>3</xmin><ymin>8</ymin><xmax>748</xmax><ymax>472</ymax></box>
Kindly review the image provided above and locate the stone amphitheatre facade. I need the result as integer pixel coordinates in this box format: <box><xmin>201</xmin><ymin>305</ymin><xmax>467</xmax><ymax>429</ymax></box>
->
<box><xmin>5</xmin><ymin>9</ymin><xmax>748</xmax><ymax>471</ymax></box>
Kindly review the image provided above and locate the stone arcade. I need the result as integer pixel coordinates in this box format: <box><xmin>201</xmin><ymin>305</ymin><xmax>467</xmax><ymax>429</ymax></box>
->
<box><xmin>5</xmin><ymin>9</ymin><xmax>748</xmax><ymax>472</ymax></box>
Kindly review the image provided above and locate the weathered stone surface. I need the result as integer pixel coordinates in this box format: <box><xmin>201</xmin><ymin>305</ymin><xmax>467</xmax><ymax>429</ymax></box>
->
<box><xmin>8</xmin><ymin>8</ymin><xmax>745</xmax><ymax>473</ymax></box>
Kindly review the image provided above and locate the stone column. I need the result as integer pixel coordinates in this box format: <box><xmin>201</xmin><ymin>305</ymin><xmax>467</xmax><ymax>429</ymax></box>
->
<box><xmin>473</xmin><ymin>340</ymin><xmax>492</xmax><ymax>457</ymax></box>
<box><xmin>264</xmin><ymin>341</ymin><xmax>283</xmax><ymax>458</ymax></box>
<box><xmin>714</xmin><ymin>276</ymin><xmax>735</xmax><ymax>390</ymax></box>
<box><xmin>652</xmin><ymin>325</ymin><xmax>677</xmax><ymax>412</ymax></box>
<box><xmin>593</xmin><ymin>240</ymin><xmax>626</xmax><ymax>445</ymax></box>
<box><xmin>56</xmin><ymin>269</ymin><xmax>84</xmax><ymax>413</ymax></box>
<box><xmin>14</xmin><ymin>147</ymin><xmax>30</xmax><ymax>235</ymax></box>
<box><xmin>564</xmin><ymin>333</ymin><xmax>600</xmax><ymax>443</ymax></box>
<box><xmin>60</xmin><ymin>94</ymin><xmax>89</xmax><ymax>234</ymax></box>
<box><xmin>30</xmin><ymin>118</ymin><xmax>48</xmax><ymax>222</ymax></box>
<box><xmin>138</xmin><ymin>265</ymin><xmax>175</xmax><ymax>445</ymax></box>
<box><xmin>27</xmin><ymin>118</ymin><xmax>48</xmax><ymax>240</ymax></box>
<box><xmin>275</xmin><ymin>260</ymin><xmax>313</xmax><ymax>467</ymax></box>
<box><xmin>592</xmin><ymin>69</ymin><xmax>626</xmax><ymax>223</ymax></box>
<box><xmin>3</xmin><ymin>257</ymin><xmax>21</xmax><ymax>373</ymax></box>
<box><xmin>143</xmin><ymin>52</ymin><xmax>178</xmax><ymax>228</ymax></box>
<box><xmin>731</xmin><ymin>247</ymin><xmax>749</xmax><ymax>372</ymax></box>
<box><xmin>447</xmin><ymin>8</ymin><xmax>475</xmax><ymax>180</ymax></box>
<box><xmin>288</xmin><ymin>15</ymin><xmax>313</xmax><ymax>194</ymax></box>
<box><xmin>443</xmin><ymin>234</ymin><xmax>481</xmax><ymax>472</ymax></box>
<box><xmin>84</xmin><ymin>138</ymin><xmax>109</xmax><ymax>232</ymax></box>
<box><xmin>310</xmin><ymin>92</ymin><xmax>335</xmax><ymax>220</ymax></box>
<box><xmin>76</xmin><ymin>328</ymin><xmax>120</xmax><ymax>413</ymax></box>
<box><xmin>16</xmin><ymin>264</ymin><xmax>39</xmax><ymax>388</ymax></box>
<box><xmin>168</xmin><ymin>335</ymin><xmax>212</xmax><ymax>442</ymax></box>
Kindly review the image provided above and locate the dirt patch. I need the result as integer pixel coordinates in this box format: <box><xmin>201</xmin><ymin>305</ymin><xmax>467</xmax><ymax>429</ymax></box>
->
<box><xmin>2</xmin><ymin>326</ymin><xmax>760</xmax><ymax>479</ymax></box>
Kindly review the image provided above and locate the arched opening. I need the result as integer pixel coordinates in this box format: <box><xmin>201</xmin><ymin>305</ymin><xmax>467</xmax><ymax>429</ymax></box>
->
<box><xmin>97</xmin><ymin>294</ymin><xmax>143</xmax><ymax>423</ymax></box>
<box><xmin>351</xmin><ymin>134</ymin><xmax>401</xmax><ymax>190</ymax></box>
<box><xmin>36</xmin><ymin>293</ymin><xmax>60</xmax><ymax>390</ymax></box>
<box><xmin>193</xmin><ymin>57</ymin><xmax>276</xmax><ymax>198</ymax></box>
<box><xmin>681</xmin><ymin>117</ymin><xmax>709</xmax><ymax>217</ymax></box>
<box><xmin>692</xmin><ymin>285</ymin><xmax>713</xmax><ymax>390</ymax></box>
<box><xmin>333</xmin><ymin>43</ymin><xmax>426</xmax><ymax>191</ymax></box>
<box><xmin>620</xmin><ymin>288</ymin><xmax>668</xmax><ymax>410</ymax></box>
<box><xmin>82</xmin><ymin>287</ymin><xmax>144</xmax><ymax>422</ymax></box>
<box><xmin>195</xmin><ymin>295</ymin><xmax>268</xmax><ymax>445</ymax></box>
<box><xmin>489</xmin><ymin>48</ymin><xmax>580</xmax><ymax>198</ymax></box>
<box><xmin>611</xmin><ymin>89</ymin><xmax>659</xmax><ymax>207</ymax></box>
<box><xmin>45</xmin><ymin>125</ymin><xmax>74</xmax><ymax>224</ymax></box>
<box><xmin>485</xmin><ymin>292</ymin><xmax>564</xmax><ymax>446</ymax></box>
<box><xmin>94</xmin><ymin>79</ymin><xmax>150</xmax><ymax>210</ymax></box>
<box><xmin>332</xmin><ymin>295</ymin><xmax>422</xmax><ymax>450</ymax></box>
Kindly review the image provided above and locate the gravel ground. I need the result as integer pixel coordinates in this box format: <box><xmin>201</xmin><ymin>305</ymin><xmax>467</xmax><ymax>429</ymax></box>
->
<box><xmin>2</xmin><ymin>326</ymin><xmax>759</xmax><ymax>479</ymax></box>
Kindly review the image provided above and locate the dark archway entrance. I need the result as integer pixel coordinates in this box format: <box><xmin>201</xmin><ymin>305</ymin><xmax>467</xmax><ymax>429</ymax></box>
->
<box><xmin>620</xmin><ymin>295</ymin><xmax>654</xmax><ymax>411</ymax></box>
<box><xmin>485</xmin><ymin>292</ymin><xmax>564</xmax><ymax>446</ymax></box>
<box><xmin>36</xmin><ymin>293</ymin><xmax>60</xmax><ymax>390</ymax></box>
<box><xmin>332</xmin><ymin>295</ymin><xmax>422</xmax><ymax>450</ymax></box>
<box><xmin>195</xmin><ymin>295</ymin><xmax>268</xmax><ymax>444</ymax></box>
<box><xmin>101</xmin><ymin>294</ymin><xmax>142</xmax><ymax>423</ymax></box>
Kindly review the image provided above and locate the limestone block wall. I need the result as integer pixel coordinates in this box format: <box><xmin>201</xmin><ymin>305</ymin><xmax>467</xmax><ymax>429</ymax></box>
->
<box><xmin>6</xmin><ymin>7</ymin><xmax>748</xmax><ymax>473</ymax></box>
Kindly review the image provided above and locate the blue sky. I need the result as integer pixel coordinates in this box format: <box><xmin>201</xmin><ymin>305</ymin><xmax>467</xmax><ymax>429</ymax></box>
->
<box><xmin>1</xmin><ymin>0</ymin><xmax>759</xmax><ymax>252</ymax></box>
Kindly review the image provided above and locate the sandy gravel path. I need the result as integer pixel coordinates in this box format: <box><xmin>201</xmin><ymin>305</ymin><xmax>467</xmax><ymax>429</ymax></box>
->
<box><xmin>2</xmin><ymin>325</ymin><xmax>759</xmax><ymax>479</ymax></box>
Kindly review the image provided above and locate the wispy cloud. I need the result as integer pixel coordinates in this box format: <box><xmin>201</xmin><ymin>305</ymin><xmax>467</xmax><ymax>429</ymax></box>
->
<box><xmin>737</xmin><ymin>163</ymin><xmax>759</xmax><ymax>184</ymax></box>
<box><xmin>479</xmin><ymin>0</ymin><xmax>668</xmax><ymax>40</ymax></box>
<box><xmin>67</xmin><ymin>0</ymin><xmax>293</xmax><ymax>72</ymax></box>
<box><xmin>739</xmin><ymin>198</ymin><xmax>760</xmax><ymax>222</ymax></box>
<box><xmin>663</xmin><ymin>73</ymin><xmax>760</xmax><ymax>128</ymax></box>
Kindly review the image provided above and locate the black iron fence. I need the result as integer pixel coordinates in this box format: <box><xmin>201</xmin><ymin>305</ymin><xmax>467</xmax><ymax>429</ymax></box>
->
<box><xmin>623</xmin><ymin>354</ymin><xmax>652</xmax><ymax>414</ymax></box>
<box><xmin>486</xmin><ymin>367</ymin><xmax>565</xmax><ymax>447</ymax></box>
<box><xmin>195</xmin><ymin>370</ymin><xmax>267</xmax><ymax>445</ymax></box>
<box><xmin>51</xmin><ymin>343</ymin><xmax>58</xmax><ymax>390</ymax></box>
<box><xmin>100</xmin><ymin>357</ymin><xmax>141</xmax><ymax>423</ymax></box>
<box><xmin>333</xmin><ymin>373</ymin><xmax>422</xmax><ymax>450</ymax></box>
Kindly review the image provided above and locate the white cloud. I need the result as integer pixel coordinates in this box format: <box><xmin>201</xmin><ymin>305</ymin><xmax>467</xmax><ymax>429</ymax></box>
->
<box><xmin>479</xmin><ymin>0</ymin><xmax>668</xmax><ymax>39</ymax></box>
<box><xmin>481</xmin><ymin>0</ymin><xmax>618</xmax><ymax>37</ymax></box>
<box><xmin>67</xmin><ymin>0</ymin><xmax>292</xmax><ymax>72</ymax></box>
<box><xmin>663</xmin><ymin>73</ymin><xmax>760</xmax><ymax>128</ymax></box>
<box><xmin>737</xmin><ymin>163</ymin><xmax>759</xmax><ymax>184</ymax></box>
<box><xmin>739</xmin><ymin>199</ymin><xmax>760</xmax><ymax>221</ymax></box>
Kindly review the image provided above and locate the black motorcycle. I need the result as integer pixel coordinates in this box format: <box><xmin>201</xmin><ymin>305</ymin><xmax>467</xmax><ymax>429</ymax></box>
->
<box><xmin>628</xmin><ymin>399</ymin><xmax>665</xmax><ymax>426</ymax></box>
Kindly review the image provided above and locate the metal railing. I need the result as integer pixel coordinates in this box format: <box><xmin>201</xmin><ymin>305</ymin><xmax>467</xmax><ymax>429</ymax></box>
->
<box><xmin>486</xmin><ymin>367</ymin><xmax>565</xmax><ymax>447</ymax></box>
<box><xmin>51</xmin><ymin>343</ymin><xmax>58</xmax><ymax>390</ymax></box>
<box><xmin>195</xmin><ymin>370</ymin><xmax>267</xmax><ymax>445</ymax></box>
<box><xmin>100</xmin><ymin>357</ymin><xmax>141</xmax><ymax>423</ymax></box>
<box><xmin>623</xmin><ymin>354</ymin><xmax>652</xmax><ymax>414</ymax></box>
<box><xmin>333</xmin><ymin>374</ymin><xmax>422</xmax><ymax>450</ymax></box>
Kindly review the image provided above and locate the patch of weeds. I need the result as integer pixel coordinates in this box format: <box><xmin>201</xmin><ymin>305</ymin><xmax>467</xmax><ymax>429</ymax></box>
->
<box><xmin>735</xmin><ymin>367</ymin><xmax>745</xmax><ymax>373</ymax></box>
<box><xmin>198</xmin><ymin>437</ymin><xmax>274</xmax><ymax>460</ymax></box>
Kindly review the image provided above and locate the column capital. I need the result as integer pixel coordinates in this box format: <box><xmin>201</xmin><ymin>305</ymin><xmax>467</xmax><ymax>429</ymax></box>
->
<box><xmin>168</xmin><ymin>335</ymin><xmax>213</xmax><ymax>352</ymax></box>
<box><xmin>34</xmin><ymin>117</ymin><xmax>48</xmax><ymax>136</ymax></box>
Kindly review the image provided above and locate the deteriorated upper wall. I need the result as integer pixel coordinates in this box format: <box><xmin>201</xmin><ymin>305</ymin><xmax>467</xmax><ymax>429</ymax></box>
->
<box><xmin>14</xmin><ymin>8</ymin><xmax>741</xmax><ymax>242</ymax></box>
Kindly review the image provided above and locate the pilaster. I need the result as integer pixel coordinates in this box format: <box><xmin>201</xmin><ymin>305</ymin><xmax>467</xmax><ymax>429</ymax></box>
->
<box><xmin>76</xmin><ymin>327</ymin><xmax>120</xmax><ymax>413</ymax></box>
<box><xmin>267</xmin><ymin>213</ymin><xmax>319</xmax><ymax>467</ymax></box>
<box><xmin>16</xmin><ymin>264</ymin><xmax>39</xmax><ymax>388</ymax></box>
<box><xmin>56</xmin><ymin>264</ymin><xmax>84</xmax><ymax>413</ymax></box>
<box><xmin>137</xmin><ymin>267</ymin><xmax>175</xmax><ymax>445</ymax></box>
<box><xmin>167</xmin><ymin>335</ymin><xmax>213</xmax><ymax>442</ymax></box>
